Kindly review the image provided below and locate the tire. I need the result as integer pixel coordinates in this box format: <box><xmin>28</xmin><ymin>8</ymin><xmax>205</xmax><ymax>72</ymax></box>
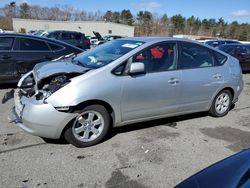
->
<box><xmin>209</xmin><ymin>90</ymin><xmax>232</xmax><ymax>117</ymax></box>
<box><xmin>64</xmin><ymin>104</ymin><xmax>111</xmax><ymax>147</ymax></box>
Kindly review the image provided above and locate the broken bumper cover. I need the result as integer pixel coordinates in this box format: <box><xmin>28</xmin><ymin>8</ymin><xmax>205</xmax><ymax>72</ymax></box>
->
<box><xmin>8</xmin><ymin>96</ymin><xmax>77</xmax><ymax>139</ymax></box>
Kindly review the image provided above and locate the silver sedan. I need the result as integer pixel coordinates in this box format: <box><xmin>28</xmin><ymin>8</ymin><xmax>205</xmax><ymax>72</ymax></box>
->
<box><xmin>9</xmin><ymin>37</ymin><xmax>243</xmax><ymax>147</ymax></box>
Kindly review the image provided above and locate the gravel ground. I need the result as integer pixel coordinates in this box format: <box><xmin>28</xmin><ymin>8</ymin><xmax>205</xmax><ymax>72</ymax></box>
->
<box><xmin>0</xmin><ymin>75</ymin><xmax>250</xmax><ymax>188</ymax></box>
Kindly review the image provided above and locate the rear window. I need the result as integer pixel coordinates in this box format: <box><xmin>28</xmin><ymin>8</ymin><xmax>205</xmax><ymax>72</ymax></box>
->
<box><xmin>213</xmin><ymin>51</ymin><xmax>227</xmax><ymax>66</ymax></box>
<box><xmin>48</xmin><ymin>42</ymin><xmax>64</xmax><ymax>51</ymax></box>
<box><xmin>0</xmin><ymin>37</ymin><xmax>14</xmax><ymax>50</ymax></box>
<box><xmin>19</xmin><ymin>38</ymin><xmax>50</xmax><ymax>51</ymax></box>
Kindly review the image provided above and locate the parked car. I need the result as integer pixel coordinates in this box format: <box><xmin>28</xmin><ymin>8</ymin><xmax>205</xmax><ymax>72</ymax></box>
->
<box><xmin>31</xmin><ymin>30</ymin><xmax>46</xmax><ymax>37</ymax></box>
<box><xmin>91</xmin><ymin>31</ymin><xmax>105</xmax><ymax>46</ymax></box>
<box><xmin>103</xmin><ymin>35</ymin><xmax>123</xmax><ymax>41</ymax></box>
<box><xmin>218</xmin><ymin>44</ymin><xmax>250</xmax><ymax>72</ymax></box>
<box><xmin>205</xmin><ymin>40</ymin><xmax>241</xmax><ymax>48</ymax></box>
<box><xmin>176</xmin><ymin>149</ymin><xmax>250</xmax><ymax>188</ymax></box>
<box><xmin>46</xmin><ymin>30</ymin><xmax>90</xmax><ymax>50</ymax></box>
<box><xmin>0</xmin><ymin>33</ymin><xmax>83</xmax><ymax>84</ymax></box>
<box><xmin>9</xmin><ymin>37</ymin><xmax>243</xmax><ymax>147</ymax></box>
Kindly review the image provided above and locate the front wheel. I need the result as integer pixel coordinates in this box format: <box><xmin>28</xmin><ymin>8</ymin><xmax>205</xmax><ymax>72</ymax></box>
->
<box><xmin>209</xmin><ymin>90</ymin><xmax>232</xmax><ymax>117</ymax></box>
<box><xmin>64</xmin><ymin>105</ymin><xmax>111</xmax><ymax>147</ymax></box>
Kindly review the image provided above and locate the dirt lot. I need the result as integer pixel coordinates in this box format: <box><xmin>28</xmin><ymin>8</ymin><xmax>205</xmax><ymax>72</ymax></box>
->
<box><xmin>0</xmin><ymin>75</ymin><xmax>250</xmax><ymax>188</ymax></box>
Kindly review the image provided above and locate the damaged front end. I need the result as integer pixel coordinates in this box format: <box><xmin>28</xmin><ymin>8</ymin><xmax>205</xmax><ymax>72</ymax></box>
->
<box><xmin>9</xmin><ymin>61</ymin><xmax>88</xmax><ymax>139</ymax></box>
<box><xmin>17</xmin><ymin>61</ymin><xmax>90</xmax><ymax>103</ymax></box>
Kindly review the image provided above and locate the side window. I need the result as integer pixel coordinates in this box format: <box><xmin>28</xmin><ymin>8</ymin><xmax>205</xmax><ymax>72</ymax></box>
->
<box><xmin>246</xmin><ymin>46</ymin><xmax>250</xmax><ymax>55</ymax></box>
<box><xmin>47</xmin><ymin>32</ymin><xmax>58</xmax><ymax>39</ymax></box>
<box><xmin>132</xmin><ymin>42</ymin><xmax>177</xmax><ymax>73</ymax></box>
<box><xmin>61</xmin><ymin>33</ymin><xmax>70</xmax><ymax>40</ymax></box>
<box><xmin>180</xmin><ymin>42</ymin><xmax>213</xmax><ymax>69</ymax></box>
<box><xmin>112</xmin><ymin>63</ymin><xmax>126</xmax><ymax>76</ymax></box>
<box><xmin>0</xmin><ymin>37</ymin><xmax>14</xmax><ymax>50</ymax></box>
<box><xmin>47</xmin><ymin>42</ymin><xmax>64</xmax><ymax>51</ymax></box>
<box><xmin>213</xmin><ymin>51</ymin><xmax>227</xmax><ymax>66</ymax></box>
<box><xmin>74</xmin><ymin>34</ymin><xmax>82</xmax><ymax>40</ymax></box>
<box><xmin>19</xmin><ymin>38</ymin><xmax>50</xmax><ymax>51</ymax></box>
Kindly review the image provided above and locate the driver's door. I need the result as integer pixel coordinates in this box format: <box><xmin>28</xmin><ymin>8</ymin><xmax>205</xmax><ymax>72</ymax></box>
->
<box><xmin>120</xmin><ymin>42</ymin><xmax>182</xmax><ymax>122</ymax></box>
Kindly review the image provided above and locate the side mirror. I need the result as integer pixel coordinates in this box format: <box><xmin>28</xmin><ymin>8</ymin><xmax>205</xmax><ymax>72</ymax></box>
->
<box><xmin>128</xmin><ymin>62</ymin><xmax>145</xmax><ymax>75</ymax></box>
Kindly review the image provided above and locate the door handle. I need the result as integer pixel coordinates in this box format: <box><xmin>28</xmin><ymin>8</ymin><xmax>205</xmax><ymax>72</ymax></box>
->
<box><xmin>1</xmin><ymin>55</ymin><xmax>11</xmax><ymax>60</ymax></box>
<box><xmin>168</xmin><ymin>78</ymin><xmax>180</xmax><ymax>85</ymax></box>
<box><xmin>213</xmin><ymin>73</ymin><xmax>222</xmax><ymax>79</ymax></box>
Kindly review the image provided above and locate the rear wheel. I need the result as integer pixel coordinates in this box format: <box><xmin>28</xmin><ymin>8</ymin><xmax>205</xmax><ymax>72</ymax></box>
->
<box><xmin>64</xmin><ymin>105</ymin><xmax>111</xmax><ymax>147</ymax></box>
<box><xmin>209</xmin><ymin>90</ymin><xmax>232</xmax><ymax>117</ymax></box>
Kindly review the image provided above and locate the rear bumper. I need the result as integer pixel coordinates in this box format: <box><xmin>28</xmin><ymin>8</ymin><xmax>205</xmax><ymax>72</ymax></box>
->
<box><xmin>9</xmin><ymin>94</ymin><xmax>77</xmax><ymax>139</ymax></box>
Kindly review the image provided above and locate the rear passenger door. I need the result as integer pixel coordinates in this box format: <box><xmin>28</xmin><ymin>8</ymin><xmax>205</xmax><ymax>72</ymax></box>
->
<box><xmin>0</xmin><ymin>37</ymin><xmax>16</xmax><ymax>82</ymax></box>
<box><xmin>178</xmin><ymin>42</ymin><xmax>224</xmax><ymax>112</ymax></box>
<box><xmin>13</xmin><ymin>37</ymin><xmax>54</xmax><ymax>74</ymax></box>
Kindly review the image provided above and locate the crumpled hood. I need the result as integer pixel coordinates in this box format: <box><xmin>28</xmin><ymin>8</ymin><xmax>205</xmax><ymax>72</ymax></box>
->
<box><xmin>33</xmin><ymin>61</ymin><xmax>89</xmax><ymax>82</ymax></box>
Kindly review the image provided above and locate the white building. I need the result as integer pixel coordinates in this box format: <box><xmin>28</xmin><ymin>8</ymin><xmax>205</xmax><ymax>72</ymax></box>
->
<box><xmin>12</xmin><ymin>18</ymin><xmax>135</xmax><ymax>37</ymax></box>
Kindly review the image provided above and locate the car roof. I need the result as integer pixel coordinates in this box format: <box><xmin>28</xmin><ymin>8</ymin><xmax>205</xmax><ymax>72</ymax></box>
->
<box><xmin>48</xmin><ymin>30</ymin><xmax>83</xmax><ymax>34</ymax></box>
<box><xmin>219</xmin><ymin>43</ymin><xmax>250</xmax><ymax>47</ymax></box>
<box><xmin>206</xmin><ymin>39</ymin><xmax>239</xmax><ymax>42</ymax></box>
<box><xmin>119</xmin><ymin>36</ymin><xmax>212</xmax><ymax>45</ymax></box>
<box><xmin>0</xmin><ymin>33</ymin><xmax>83</xmax><ymax>50</ymax></box>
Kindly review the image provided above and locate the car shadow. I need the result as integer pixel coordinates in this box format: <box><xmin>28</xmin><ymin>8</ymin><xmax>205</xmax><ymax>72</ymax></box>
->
<box><xmin>41</xmin><ymin>106</ymin><xmax>237</xmax><ymax>146</ymax></box>
<box><xmin>104</xmin><ymin>111</ymin><xmax>209</xmax><ymax>142</ymax></box>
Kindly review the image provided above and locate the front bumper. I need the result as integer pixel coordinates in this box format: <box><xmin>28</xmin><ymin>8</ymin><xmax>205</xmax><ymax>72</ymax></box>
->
<box><xmin>8</xmin><ymin>93</ymin><xmax>77</xmax><ymax>139</ymax></box>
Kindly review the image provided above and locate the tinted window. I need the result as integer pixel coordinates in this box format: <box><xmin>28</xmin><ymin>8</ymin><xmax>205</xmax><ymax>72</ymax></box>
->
<box><xmin>213</xmin><ymin>51</ymin><xmax>227</xmax><ymax>66</ymax></box>
<box><xmin>47</xmin><ymin>32</ymin><xmax>58</xmax><ymax>39</ymax></box>
<box><xmin>48</xmin><ymin>43</ymin><xmax>64</xmax><ymax>51</ymax></box>
<box><xmin>235</xmin><ymin>46</ymin><xmax>248</xmax><ymax>54</ymax></box>
<box><xmin>19</xmin><ymin>38</ymin><xmax>50</xmax><ymax>51</ymax></box>
<box><xmin>132</xmin><ymin>42</ymin><xmax>177</xmax><ymax>73</ymax></box>
<box><xmin>0</xmin><ymin>37</ymin><xmax>14</xmax><ymax>50</ymax></box>
<box><xmin>61</xmin><ymin>33</ymin><xmax>70</xmax><ymax>39</ymax></box>
<box><xmin>218</xmin><ymin>45</ymin><xmax>235</xmax><ymax>55</ymax></box>
<box><xmin>180</xmin><ymin>42</ymin><xmax>213</xmax><ymax>69</ymax></box>
<box><xmin>246</xmin><ymin>46</ymin><xmax>250</xmax><ymax>55</ymax></box>
<box><xmin>74</xmin><ymin>34</ymin><xmax>82</xmax><ymax>40</ymax></box>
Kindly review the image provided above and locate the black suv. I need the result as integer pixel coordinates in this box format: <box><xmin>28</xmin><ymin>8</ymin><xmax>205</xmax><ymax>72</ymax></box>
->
<box><xmin>46</xmin><ymin>31</ymin><xmax>90</xmax><ymax>50</ymax></box>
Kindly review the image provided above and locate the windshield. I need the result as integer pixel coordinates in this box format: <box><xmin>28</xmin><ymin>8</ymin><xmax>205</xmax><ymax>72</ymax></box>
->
<box><xmin>73</xmin><ymin>40</ymin><xmax>144</xmax><ymax>69</ymax></box>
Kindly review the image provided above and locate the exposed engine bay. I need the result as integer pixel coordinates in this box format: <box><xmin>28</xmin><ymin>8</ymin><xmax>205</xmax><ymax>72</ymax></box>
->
<box><xmin>16</xmin><ymin>61</ymin><xmax>90</xmax><ymax>102</ymax></box>
<box><xmin>18</xmin><ymin>72</ymin><xmax>82</xmax><ymax>102</ymax></box>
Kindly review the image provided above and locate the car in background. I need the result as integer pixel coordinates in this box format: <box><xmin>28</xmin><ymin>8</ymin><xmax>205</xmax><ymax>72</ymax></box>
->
<box><xmin>31</xmin><ymin>30</ymin><xmax>46</xmax><ymax>36</ymax></box>
<box><xmin>46</xmin><ymin>30</ymin><xmax>90</xmax><ymax>50</ymax></box>
<box><xmin>91</xmin><ymin>31</ymin><xmax>105</xmax><ymax>46</ymax></box>
<box><xmin>0</xmin><ymin>33</ymin><xmax>83</xmax><ymax>84</ymax></box>
<box><xmin>205</xmin><ymin>40</ymin><xmax>241</xmax><ymax>48</ymax></box>
<box><xmin>176</xmin><ymin>149</ymin><xmax>250</xmax><ymax>188</ymax></box>
<box><xmin>9</xmin><ymin>37</ymin><xmax>243</xmax><ymax>147</ymax></box>
<box><xmin>103</xmin><ymin>35</ymin><xmax>123</xmax><ymax>41</ymax></box>
<box><xmin>218</xmin><ymin>44</ymin><xmax>250</xmax><ymax>72</ymax></box>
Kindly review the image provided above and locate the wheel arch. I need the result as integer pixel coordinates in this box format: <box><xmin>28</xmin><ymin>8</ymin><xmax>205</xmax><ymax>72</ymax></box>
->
<box><xmin>209</xmin><ymin>86</ymin><xmax>235</xmax><ymax>110</ymax></box>
<box><xmin>60</xmin><ymin>99</ymin><xmax>115</xmax><ymax>139</ymax></box>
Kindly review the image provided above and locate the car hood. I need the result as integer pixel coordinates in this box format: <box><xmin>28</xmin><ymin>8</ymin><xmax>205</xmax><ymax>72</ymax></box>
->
<box><xmin>33</xmin><ymin>61</ymin><xmax>89</xmax><ymax>82</ymax></box>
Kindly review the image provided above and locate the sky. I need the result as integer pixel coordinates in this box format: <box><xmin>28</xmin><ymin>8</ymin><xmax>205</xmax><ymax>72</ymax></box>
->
<box><xmin>0</xmin><ymin>0</ymin><xmax>250</xmax><ymax>23</ymax></box>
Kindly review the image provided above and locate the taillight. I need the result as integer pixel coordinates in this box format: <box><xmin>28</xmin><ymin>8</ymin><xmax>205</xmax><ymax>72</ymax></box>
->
<box><xmin>84</xmin><ymin>39</ymin><xmax>90</xmax><ymax>45</ymax></box>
